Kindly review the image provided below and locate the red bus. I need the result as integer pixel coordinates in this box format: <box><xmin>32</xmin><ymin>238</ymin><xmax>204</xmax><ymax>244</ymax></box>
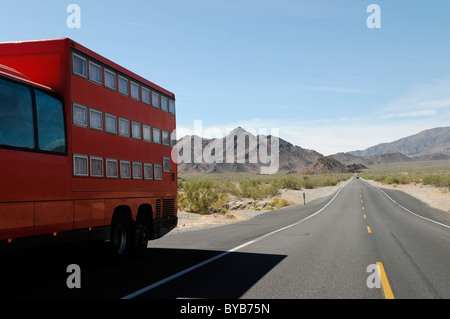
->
<box><xmin>0</xmin><ymin>38</ymin><xmax>178</xmax><ymax>258</ymax></box>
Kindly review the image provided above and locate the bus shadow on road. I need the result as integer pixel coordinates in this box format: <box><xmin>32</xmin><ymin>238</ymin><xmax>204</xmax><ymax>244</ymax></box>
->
<box><xmin>0</xmin><ymin>243</ymin><xmax>286</xmax><ymax>299</ymax></box>
<box><xmin>127</xmin><ymin>248</ymin><xmax>287</xmax><ymax>299</ymax></box>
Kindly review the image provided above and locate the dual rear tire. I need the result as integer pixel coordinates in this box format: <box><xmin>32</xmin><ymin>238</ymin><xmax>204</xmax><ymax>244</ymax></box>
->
<box><xmin>109</xmin><ymin>213</ymin><xmax>150</xmax><ymax>260</ymax></box>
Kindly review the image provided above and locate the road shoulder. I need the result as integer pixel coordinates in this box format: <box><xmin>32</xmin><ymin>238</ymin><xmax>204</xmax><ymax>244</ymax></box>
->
<box><xmin>364</xmin><ymin>179</ymin><xmax>450</xmax><ymax>214</ymax></box>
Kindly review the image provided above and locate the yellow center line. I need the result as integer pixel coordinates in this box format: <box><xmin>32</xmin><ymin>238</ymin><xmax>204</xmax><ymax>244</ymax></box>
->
<box><xmin>363</xmin><ymin>214</ymin><xmax>366</xmax><ymax>219</ymax></box>
<box><xmin>361</xmin><ymin>200</ymin><xmax>364</xmax><ymax>203</ymax></box>
<box><xmin>362</xmin><ymin>206</ymin><xmax>365</xmax><ymax>210</ymax></box>
<box><xmin>377</xmin><ymin>262</ymin><xmax>395</xmax><ymax>299</ymax></box>
<box><xmin>367</xmin><ymin>226</ymin><xmax>372</xmax><ymax>233</ymax></box>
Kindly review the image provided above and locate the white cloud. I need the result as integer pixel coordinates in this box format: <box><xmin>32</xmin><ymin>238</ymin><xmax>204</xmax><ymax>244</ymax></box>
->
<box><xmin>382</xmin><ymin>76</ymin><xmax>450</xmax><ymax>114</ymax></box>
<box><xmin>381</xmin><ymin>109</ymin><xmax>437</xmax><ymax>119</ymax></box>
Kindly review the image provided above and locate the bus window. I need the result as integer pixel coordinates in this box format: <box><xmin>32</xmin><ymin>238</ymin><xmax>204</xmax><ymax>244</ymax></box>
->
<box><xmin>104</xmin><ymin>69</ymin><xmax>116</xmax><ymax>90</ymax></box>
<box><xmin>161</xmin><ymin>96</ymin><xmax>168</xmax><ymax>112</ymax></box>
<box><xmin>118</xmin><ymin>76</ymin><xmax>128</xmax><ymax>96</ymax></box>
<box><xmin>169</xmin><ymin>100</ymin><xmax>175</xmax><ymax>114</ymax></box>
<box><xmin>162</xmin><ymin>130</ymin><xmax>170</xmax><ymax>146</ymax></box>
<box><xmin>120</xmin><ymin>160</ymin><xmax>131</xmax><ymax>179</ymax></box>
<box><xmin>72</xmin><ymin>53</ymin><xmax>87</xmax><ymax>78</ymax></box>
<box><xmin>144</xmin><ymin>163</ymin><xmax>153</xmax><ymax>180</ymax></box>
<box><xmin>152</xmin><ymin>92</ymin><xmax>159</xmax><ymax>108</ymax></box>
<box><xmin>105</xmin><ymin>113</ymin><xmax>117</xmax><ymax>134</ymax></box>
<box><xmin>119</xmin><ymin>118</ymin><xmax>130</xmax><ymax>137</ymax></box>
<box><xmin>106</xmin><ymin>159</ymin><xmax>118</xmax><ymax>178</ymax></box>
<box><xmin>142</xmin><ymin>87</ymin><xmax>150</xmax><ymax>104</ymax></box>
<box><xmin>35</xmin><ymin>90</ymin><xmax>67</xmax><ymax>153</ymax></box>
<box><xmin>88</xmin><ymin>61</ymin><xmax>102</xmax><ymax>84</ymax></box>
<box><xmin>130</xmin><ymin>82</ymin><xmax>140</xmax><ymax>100</ymax></box>
<box><xmin>163</xmin><ymin>157</ymin><xmax>171</xmax><ymax>172</ymax></box>
<box><xmin>154</xmin><ymin>164</ymin><xmax>162</xmax><ymax>180</ymax></box>
<box><xmin>0</xmin><ymin>78</ymin><xmax>35</xmax><ymax>149</ymax></box>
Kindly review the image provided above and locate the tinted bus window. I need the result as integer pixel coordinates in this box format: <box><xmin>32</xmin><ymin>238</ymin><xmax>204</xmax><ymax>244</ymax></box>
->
<box><xmin>161</xmin><ymin>96</ymin><xmax>168</xmax><ymax>112</ymax></box>
<box><xmin>72</xmin><ymin>54</ymin><xmax>87</xmax><ymax>77</ymax></box>
<box><xmin>35</xmin><ymin>90</ymin><xmax>66</xmax><ymax>153</ymax></box>
<box><xmin>0</xmin><ymin>79</ymin><xmax>34</xmax><ymax>149</ymax></box>
<box><xmin>104</xmin><ymin>69</ymin><xmax>116</xmax><ymax>90</ymax></box>
<box><xmin>169</xmin><ymin>100</ymin><xmax>175</xmax><ymax>114</ymax></box>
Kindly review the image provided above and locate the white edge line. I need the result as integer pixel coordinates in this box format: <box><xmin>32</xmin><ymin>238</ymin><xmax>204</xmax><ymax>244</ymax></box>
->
<box><xmin>377</xmin><ymin>187</ymin><xmax>450</xmax><ymax>230</ymax></box>
<box><xmin>121</xmin><ymin>187</ymin><xmax>344</xmax><ymax>299</ymax></box>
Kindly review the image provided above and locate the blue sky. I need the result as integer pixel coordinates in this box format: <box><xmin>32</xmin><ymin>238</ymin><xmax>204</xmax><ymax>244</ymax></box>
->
<box><xmin>1</xmin><ymin>0</ymin><xmax>450</xmax><ymax>155</ymax></box>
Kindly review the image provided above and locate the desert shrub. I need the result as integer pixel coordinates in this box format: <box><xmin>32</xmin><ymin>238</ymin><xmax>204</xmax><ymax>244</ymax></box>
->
<box><xmin>362</xmin><ymin>172</ymin><xmax>450</xmax><ymax>189</ymax></box>
<box><xmin>445</xmin><ymin>175</ymin><xmax>450</xmax><ymax>188</ymax></box>
<box><xmin>373</xmin><ymin>175</ymin><xmax>387</xmax><ymax>183</ymax></box>
<box><xmin>385</xmin><ymin>176</ymin><xmax>400</xmax><ymax>185</ymax></box>
<box><xmin>177</xmin><ymin>173</ymin><xmax>353</xmax><ymax>214</ymax></box>
<box><xmin>238</xmin><ymin>179</ymin><xmax>280</xmax><ymax>200</ymax></box>
<box><xmin>215</xmin><ymin>180</ymin><xmax>240</xmax><ymax>196</ymax></box>
<box><xmin>238</xmin><ymin>180</ymin><xmax>259</xmax><ymax>199</ymax></box>
<box><xmin>391</xmin><ymin>175</ymin><xmax>411</xmax><ymax>184</ymax></box>
<box><xmin>422</xmin><ymin>174</ymin><xmax>450</xmax><ymax>188</ymax></box>
<box><xmin>320</xmin><ymin>177</ymin><xmax>340</xmax><ymax>187</ymax></box>
<box><xmin>266</xmin><ymin>183</ymin><xmax>281</xmax><ymax>197</ymax></box>
<box><xmin>276</xmin><ymin>175</ymin><xmax>302</xmax><ymax>190</ymax></box>
<box><xmin>269</xmin><ymin>198</ymin><xmax>290</xmax><ymax>210</ymax></box>
<box><xmin>299</xmin><ymin>176</ymin><xmax>315</xmax><ymax>189</ymax></box>
<box><xmin>178</xmin><ymin>180</ymin><xmax>221</xmax><ymax>214</ymax></box>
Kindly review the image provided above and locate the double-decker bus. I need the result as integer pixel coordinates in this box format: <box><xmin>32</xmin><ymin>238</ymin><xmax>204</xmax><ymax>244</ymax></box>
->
<box><xmin>0</xmin><ymin>38</ymin><xmax>177</xmax><ymax>258</ymax></box>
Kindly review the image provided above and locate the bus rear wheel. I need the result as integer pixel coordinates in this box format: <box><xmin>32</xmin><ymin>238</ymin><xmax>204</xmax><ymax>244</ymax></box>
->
<box><xmin>133</xmin><ymin>214</ymin><xmax>150</xmax><ymax>256</ymax></box>
<box><xmin>110</xmin><ymin>213</ymin><xmax>131</xmax><ymax>260</ymax></box>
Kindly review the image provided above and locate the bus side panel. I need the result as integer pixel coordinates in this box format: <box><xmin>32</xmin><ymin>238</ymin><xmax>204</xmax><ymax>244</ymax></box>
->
<box><xmin>0</xmin><ymin>150</ymin><xmax>71</xmax><ymax>203</ymax></box>
<box><xmin>74</xmin><ymin>199</ymin><xmax>106</xmax><ymax>230</ymax></box>
<box><xmin>34</xmin><ymin>201</ymin><xmax>74</xmax><ymax>236</ymax></box>
<box><xmin>0</xmin><ymin>203</ymin><xmax>34</xmax><ymax>240</ymax></box>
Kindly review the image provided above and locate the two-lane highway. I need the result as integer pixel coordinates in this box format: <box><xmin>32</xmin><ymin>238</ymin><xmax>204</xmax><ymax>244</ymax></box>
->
<box><xmin>127</xmin><ymin>176</ymin><xmax>450</xmax><ymax>299</ymax></box>
<box><xmin>359</xmin><ymin>179</ymin><xmax>450</xmax><ymax>298</ymax></box>
<box><xmin>1</xmin><ymin>177</ymin><xmax>449</xmax><ymax>299</ymax></box>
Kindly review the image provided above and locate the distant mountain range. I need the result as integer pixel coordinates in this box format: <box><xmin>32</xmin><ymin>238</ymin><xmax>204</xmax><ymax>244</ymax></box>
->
<box><xmin>329</xmin><ymin>152</ymin><xmax>416</xmax><ymax>167</ymax></box>
<box><xmin>177</xmin><ymin>127</ymin><xmax>323</xmax><ymax>175</ymax></box>
<box><xmin>177</xmin><ymin>126</ymin><xmax>450</xmax><ymax>175</ymax></box>
<box><xmin>349</xmin><ymin>126</ymin><xmax>450</xmax><ymax>157</ymax></box>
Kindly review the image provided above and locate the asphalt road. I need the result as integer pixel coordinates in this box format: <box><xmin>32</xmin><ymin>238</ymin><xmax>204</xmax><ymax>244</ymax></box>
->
<box><xmin>1</xmin><ymin>177</ymin><xmax>450</xmax><ymax>300</ymax></box>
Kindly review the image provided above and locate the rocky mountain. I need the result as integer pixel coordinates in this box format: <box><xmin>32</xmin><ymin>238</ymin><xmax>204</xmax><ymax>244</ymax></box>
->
<box><xmin>330</xmin><ymin>152</ymin><xmax>413</xmax><ymax>166</ymax></box>
<box><xmin>349</xmin><ymin>126</ymin><xmax>450</xmax><ymax>157</ymax></box>
<box><xmin>176</xmin><ymin>127</ymin><xmax>323</xmax><ymax>175</ymax></box>
<box><xmin>330</xmin><ymin>127</ymin><xmax>450</xmax><ymax>166</ymax></box>
<box><xmin>330</xmin><ymin>152</ymin><xmax>367</xmax><ymax>166</ymax></box>
<box><xmin>300</xmin><ymin>156</ymin><xmax>364</xmax><ymax>175</ymax></box>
